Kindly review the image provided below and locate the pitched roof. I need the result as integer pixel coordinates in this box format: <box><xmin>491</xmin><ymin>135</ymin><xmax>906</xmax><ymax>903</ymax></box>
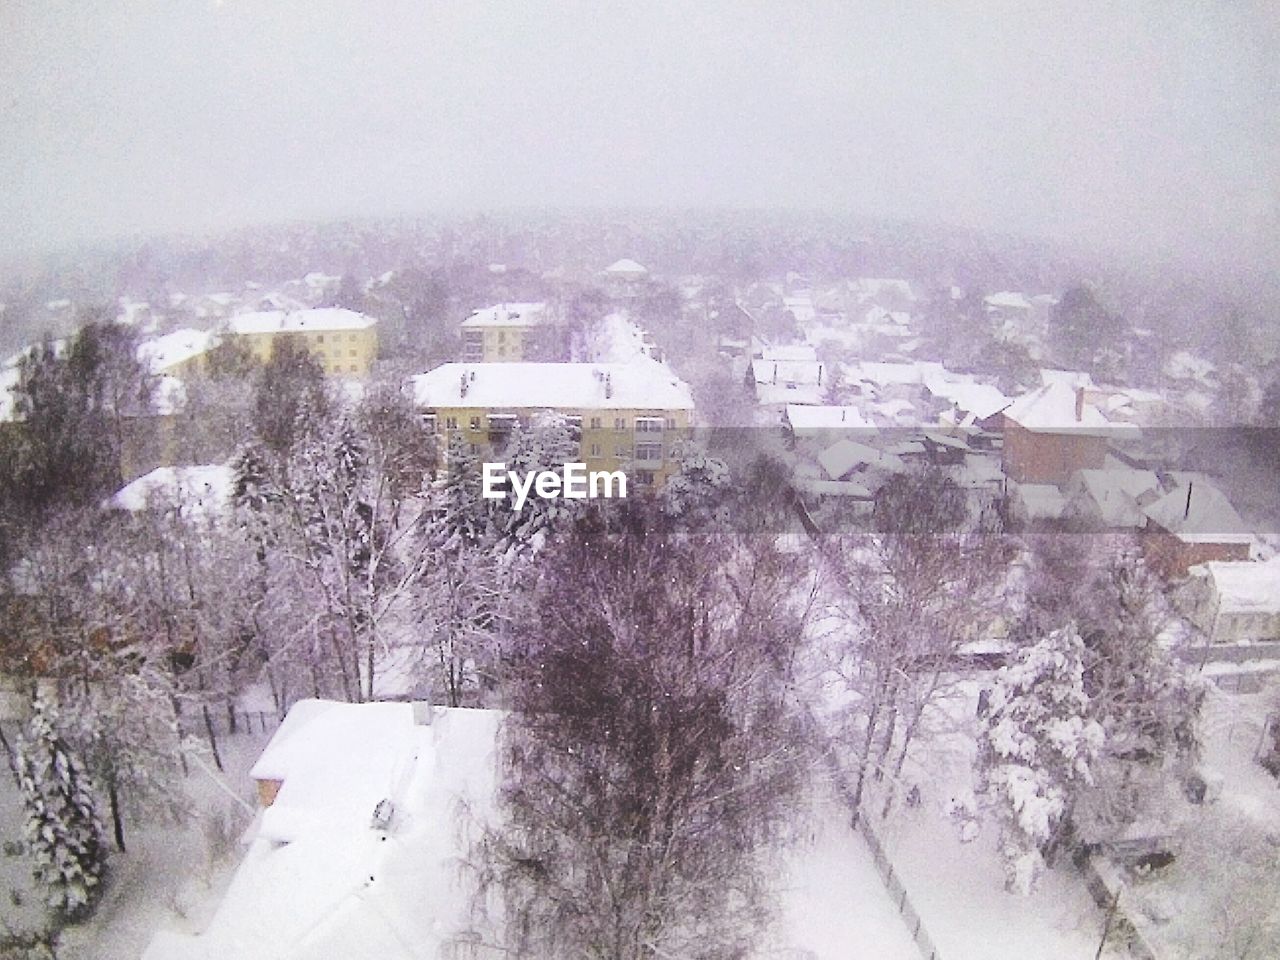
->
<box><xmin>411</xmin><ymin>359</ymin><xmax>694</xmax><ymax>411</ymax></box>
<box><xmin>109</xmin><ymin>464</ymin><xmax>235</xmax><ymax>518</ymax></box>
<box><xmin>817</xmin><ymin>438</ymin><xmax>905</xmax><ymax>481</ymax></box>
<box><xmin>460</xmin><ymin>302</ymin><xmax>548</xmax><ymax>328</ymax></box>
<box><xmin>1002</xmin><ymin>380</ymin><xmax>1113</xmax><ymax>434</ymax></box>
<box><xmin>605</xmin><ymin>258</ymin><xmax>648</xmax><ymax>275</ymax></box>
<box><xmin>137</xmin><ymin>328</ymin><xmax>219</xmax><ymax>374</ymax></box>
<box><xmin>1144</xmin><ymin>480</ymin><xmax>1252</xmax><ymax>544</ymax></box>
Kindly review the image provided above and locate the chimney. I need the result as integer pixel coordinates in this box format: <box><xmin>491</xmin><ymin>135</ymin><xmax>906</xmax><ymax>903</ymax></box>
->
<box><xmin>605</xmin><ymin>373</ymin><xmax>613</xmax><ymax>399</ymax></box>
<box><xmin>1074</xmin><ymin>385</ymin><xmax>1085</xmax><ymax>422</ymax></box>
<box><xmin>772</xmin><ymin>362</ymin><xmax>778</xmax><ymax>385</ymax></box>
<box><xmin>1184</xmin><ymin>481</ymin><xmax>1194</xmax><ymax>520</ymax></box>
<box><xmin>818</xmin><ymin>363</ymin><xmax>824</xmax><ymax>386</ymax></box>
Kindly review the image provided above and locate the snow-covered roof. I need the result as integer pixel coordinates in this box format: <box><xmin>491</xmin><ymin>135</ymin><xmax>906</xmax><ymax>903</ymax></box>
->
<box><xmin>760</xmin><ymin>343</ymin><xmax>818</xmax><ymax>363</ymax></box>
<box><xmin>412</xmin><ymin>359</ymin><xmax>694</xmax><ymax>411</ymax></box>
<box><xmin>795</xmin><ymin>477</ymin><xmax>874</xmax><ymax>499</ymax></box>
<box><xmin>1144</xmin><ymin>480</ymin><xmax>1252</xmax><ymax>544</ymax></box>
<box><xmin>785</xmin><ymin>404</ymin><xmax>873</xmax><ymax>432</ymax></box>
<box><xmin>227</xmin><ymin>308</ymin><xmax>377</xmax><ymax>335</ymax></box>
<box><xmin>1039</xmin><ymin>368</ymin><xmax>1095</xmax><ymax>389</ymax></box>
<box><xmin>1195</xmin><ymin>559</ymin><xmax>1280</xmax><ymax>614</ymax></box>
<box><xmin>849</xmin><ymin>278</ymin><xmax>914</xmax><ymax>302</ymax></box>
<box><xmin>137</xmin><ymin>329</ymin><xmax>219</xmax><ymax>375</ymax></box>
<box><xmin>852</xmin><ymin>361</ymin><xmax>928</xmax><ymax>387</ymax></box>
<box><xmin>1002</xmin><ymin>380</ymin><xmax>1112</xmax><ymax>434</ymax></box>
<box><xmin>1012</xmin><ymin>483</ymin><xmax>1067</xmax><ymax>521</ymax></box>
<box><xmin>750</xmin><ymin>358</ymin><xmax>825</xmax><ymax>387</ymax></box>
<box><xmin>605</xmin><ymin>258</ymin><xmax>648</xmax><ymax>276</ymax></box>
<box><xmin>109</xmin><ymin>464</ymin><xmax>235</xmax><ymax>518</ymax></box>
<box><xmin>925</xmin><ymin>379</ymin><xmax>1011</xmax><ymax>421</ymax></box>
<box><xmin>1068</xmin><ymin>468</ymin><xmax>1160</xmax><ymax>527</ymax></box>
<box><xmin>817</xmin><ymin>439</ymin><xmax>905</xmax><ymax>481</ymax></box>
<box><xmin>146</xmin><ymin>703</ymin><xmax>502</xmax><ymax>960</ymax></box>
<box><xmin>984</xmin><ymin>292</ymin><xmax>1033</xmax><ymax>310</ymax></box>
<box><xmin>460</xmin><ymin>302</ymin><xmax>548</xmax><ymax>328</ymax></box>
<box><xmin>1163</xmin><ymin>351</ymin><xmax>1216</xmax><ymax>383</ymax></box>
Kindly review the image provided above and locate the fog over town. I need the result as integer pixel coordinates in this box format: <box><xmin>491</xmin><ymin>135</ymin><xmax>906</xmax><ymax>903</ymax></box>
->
<box><xmin>1</xmin><ymin>3</ymin><xmax>1278</xmax><ymax>960</ymax></box>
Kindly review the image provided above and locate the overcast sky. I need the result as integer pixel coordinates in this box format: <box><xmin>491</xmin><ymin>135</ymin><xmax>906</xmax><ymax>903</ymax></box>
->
<box><xmin>1</xmin><ymin>0</ymin><xmax>1276</xmax><ymax>268</ymax></box>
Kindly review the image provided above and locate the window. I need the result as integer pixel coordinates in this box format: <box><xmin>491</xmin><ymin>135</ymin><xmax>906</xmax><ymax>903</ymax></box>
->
<box><xmin>590</xmin><ymin>417</ymin><xmax>602</xmax><ymax>430</ymax></box>
<box><xmin>635</xmin><ymin>442</ymin><xmax>662</xmax><ymax>462</ymax></box>
<box><xmin>349</xmin><ymin>333</ymin><xmax>357</xmax><ymax>341</ymax></box>
<box><xmin>497</xmin><ymin>346</ymin><xmax>506</xmax><ymax>357</ymax></box>
<box><xmin>635</xmin><ymin>417</ymin><xmax>664</xmax><ymax>433</ymax></box>
<box><xmin>635</xmin><ymin>470</ymin><xmax>656</xmax><ymax>487</ymax></box>
<box><xmin>349</xmin><ymin>349</ymin><xmax>357</xmax><ymax>357</ymax></box>
<box><xmin>666</xmin><ymin>418</ymin><xmax>677</xmax><ymax>430</ymax></box>
<box><xmin>421</xmin><ymin>414</ymin><xmax>438</xmax><ymax>431</ymax></box>
<box><xmin>589</xmin><ymin>443</ymin><xmax>601</xmax><ymax>457</ymax></box>
<box><xmin>317</xmin><ymin>335</ymin><xmax>325</xmax><ymax>344</ymax></box>
<box><xmin>445</xmin><ymin>416</ymin><xmax>459</xmax><ymax>430</ymax></box>
<box><xmin>497</xmin><ymin>331</ymin><xmax>506</xmax><ymax>343</ymax></box>
<box><xmin>350</xmin><ymin>365</ymin><xmax>357</xmax><ymax>372</ymax></box>
<box><xmin>615</xmin><ymin>445</ymin><xmax>631</xmax><ymax>458</ymax></box>
<box><xmin>470</xmin><ymin>416</ymin><xmax>482</xmax><ymax>431</ymax></box>
<box><xmin>614</xmin><ymin>417</ymin><xmax>627</xmax><ymax>431</ymax></box>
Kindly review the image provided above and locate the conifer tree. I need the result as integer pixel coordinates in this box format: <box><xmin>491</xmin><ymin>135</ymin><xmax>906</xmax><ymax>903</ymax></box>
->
<box><xmin>14</xmin><ymin>697</ymin><xmax>107</xmax><ymax>918</ymax></box>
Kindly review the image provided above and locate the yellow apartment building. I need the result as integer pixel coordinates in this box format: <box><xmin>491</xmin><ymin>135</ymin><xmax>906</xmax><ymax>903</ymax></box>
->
<box><xmin>226</xmin><ymin>308</ymin><xmax>378</xmax><ymax>377</ymax></box>
<box><xmin>460</xmin><ymin>303</ymin><xmax>549</xmax><ymax>363</ymax></box>
<box><xmin>411</xmin><ymin>360</ymin><xmax>695</xmax><ymax>489</ymax></box>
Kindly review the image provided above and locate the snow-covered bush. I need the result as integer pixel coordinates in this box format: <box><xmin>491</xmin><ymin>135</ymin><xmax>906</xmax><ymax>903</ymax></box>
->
<box><xmin>977</xmin><ymin>624</ymin><xmax>1104</xmax><ymax>894</ymax></box>
<box><xmin>14</xmin><ymin>697</ymin><xmax>106</xmax><ymax>918</ymax></box>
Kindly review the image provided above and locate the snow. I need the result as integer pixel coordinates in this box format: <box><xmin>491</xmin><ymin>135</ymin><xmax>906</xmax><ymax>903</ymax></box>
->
<box><xmin>1002</xmin><ymin>380</ymin><xmax>1114</xmax><ymax>434</ymax></box>
<box><xmin>109</xmin><ymin>464</ymin><xmax>235</xmax><ymax>518</ymax></box>
<box><xmin>143</xmin><ymin>705</ymin><xmax>503</xmax><ymax>960</ymax></box>
<box><xmin>1066</xmin><ymin>468</ymin><xmax>1161</xmax><ymax>528</ymax></box>
<box><xmin>785</xmin><ymin>404</ymin><xmax>873</xmax><ymax>432</ymax></box>
<box><xmin>411</xmin><ymin>359</ymin><xmax>694</xmax><ymax>411</ymax></box>
<box><xmin>1194</xmin><ymin>558</ymin><xmax>1280</xmax><ymax>614</ymax></box>
<box><xmin>750</xmin><ymin>357</ymin><xmax>826</xmax><ymax>387</ymax></box>
<box><xmin>137</xmin><ymin>329</ymin><xmax>218</xmax><ymax>375</ymax></box>
<box><xmin>984</xmin><ymin>292</ymin><xmax>1033</xmax><ymax>310</ymax></box>
<box><xmin>817</xmin><ymin>438</ymin><xmax>905</xmax><ymax>481</ymax></box>
<box><xmin>927</xmin><ymin>380</ymin><xmax>1011</xmax><ymax>421</ymax></box>
<box><xmin>460</xmin><ymin>302</ymin><xmax>547</xmax><ymax>328</ymax></box>
<box><xmin>584</xmin><ymin>313</ymin><xmax>656</xmax><ymax>363</ymax></box>
<box><xmin>1038</xmin><ymin>368</ymin><xmax>1094</xmax><ymax>389</ymax></box>
<box><xmin>227</xmin><ymin>308</ymin><xmax>376</xmax><ymax>335</ymax></box>
<box><xmin>760</xmin><ymin>343</ymin><xmax>818</xmax><ymax>363</ymax></box>
<box><xmin>604</xmin><ymin>257</ymin><xmax>648</xmax><ymax>275</ymax></box>
<box><xmin>1011</xmin><ymin>483</ymin><xmax>1067</xmax><ymax>521</ymax></box>
<box><xmin>1143</xmin><ymin>479</ymin><xmax>1252</xmax><ymax>544</ymax></box>
<box><xmin>774</xmin><ymin>790</ymin><xmax>919</xmax><ymax>960</ymax></box>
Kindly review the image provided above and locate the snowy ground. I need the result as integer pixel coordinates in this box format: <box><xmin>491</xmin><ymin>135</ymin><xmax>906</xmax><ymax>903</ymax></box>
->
<box><xmin>0</xmin><ymin>723</ymin><xmax>271</xmax><ymax>959</ymax></box>
<box><xmin>1118</xmin><ymin>677</ymin><xmax>1280</xmax><ymax>960</ymax></box>
<box><xmin>774</xmin><ymin>785</ymin><xmax>918</xmax><ymax>960</ymax></box>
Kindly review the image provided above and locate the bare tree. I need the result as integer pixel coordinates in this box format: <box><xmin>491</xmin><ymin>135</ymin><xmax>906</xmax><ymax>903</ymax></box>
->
<box><xmin>467</xmin><ymin>501</ymin><xmax>812</xmax><ymax>960</ymax></box>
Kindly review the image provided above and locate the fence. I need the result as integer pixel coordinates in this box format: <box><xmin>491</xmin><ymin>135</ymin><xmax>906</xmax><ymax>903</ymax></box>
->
<box><xmin>183</xmin><ymin>707</ymin><xmax>280</xmax><ymax>739</ymax></box>
<box><xmin>855</xmin><ymin>811</ymin><xmax>944</xmax><ymax>960</ymax></box>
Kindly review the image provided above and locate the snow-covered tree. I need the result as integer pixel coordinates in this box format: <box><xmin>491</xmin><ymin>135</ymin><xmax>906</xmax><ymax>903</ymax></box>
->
<box><xmin>14</xmin><ymin>697</ymin><xmax>106</xmax><ymax>918</ymax></box>
<box><xmin>492</xmin><ymin>411</ymin><xmax>581</xmax><ymax>555</ymax></box>
<box><xmin>662</xmin><ymin>449</ymin><xmax>732</xmax><ymax>529</ymax></box>
<box><xmin>977</xmin><ymin>624</ymin><xmax>1104</xmax><ymax>894</ymax></box>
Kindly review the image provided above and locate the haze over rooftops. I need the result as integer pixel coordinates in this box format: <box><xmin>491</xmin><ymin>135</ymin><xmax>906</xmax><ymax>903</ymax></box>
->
<box><xmin>411</xmin><ymin>359</ymin><xmax>693</xmax><ymax>411</ymax></box>
<box><xmin>227</xmin><ymin>308</ymin><xmax>376</xmax><ymax>335</ymax></box>
<box><xmin>460</xmin><ymin>302</ymin><xmax>548</xmax><ymax>328</ymax></box>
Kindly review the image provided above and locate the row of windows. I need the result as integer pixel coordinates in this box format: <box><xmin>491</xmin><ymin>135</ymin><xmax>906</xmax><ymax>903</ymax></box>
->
<box><xmin>432</xmin><ymin>415</ymin><xmax>679</xmax><ymax>432</ymax></box>
<box><xmin>312</xmin><ymin>332</ymin><xmax>362</xmax><ymax>344</ymax></box>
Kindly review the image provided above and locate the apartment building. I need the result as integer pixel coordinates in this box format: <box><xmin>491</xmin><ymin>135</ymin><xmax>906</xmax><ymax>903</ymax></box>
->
<box><xmin>226</xmin><ymin>308</ymin><xmax>378</xmax><ymax>377</ymax></box>
<box><xmin>410</xmin><ymin>360</ymin><xmax>694</xmax><ymax>488</ymax></box>
<box><xmin>460</xmin><ymin>303</ymin><xmax>550</xmax><ymax>363</ymax></box>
